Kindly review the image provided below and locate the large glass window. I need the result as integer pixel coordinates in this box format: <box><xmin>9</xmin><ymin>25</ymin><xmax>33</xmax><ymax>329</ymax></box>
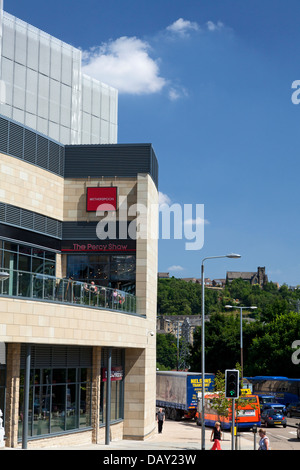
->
<box><xmin>0</xmin><ymin>240</ymin><xmax>56</xmax><ymax>277</ymax></box>
<box><xmin>100</xmin><ymin>350</ymin><xmax>124</xmax><ymax>426</ymax></box>
<box><xmin>67</xmin><ymin>254</ymin><xmax>135</xmax><ymax>293</ymax></box>
<box><xmin>18</xmin><ymin>366</ymin><xmax>92</xmax><ymax>439</ymax></box>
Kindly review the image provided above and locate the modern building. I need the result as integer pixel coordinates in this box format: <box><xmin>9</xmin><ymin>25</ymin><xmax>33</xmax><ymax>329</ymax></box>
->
<box><xmin>0</xmin><ymin>1</ymin><xmax>118</xmax><ymax>145</ymax></box>
<box><xmin>0</xmin><ymin>2</ymin><xmax>159</xmax><ymax>449</ymax></box>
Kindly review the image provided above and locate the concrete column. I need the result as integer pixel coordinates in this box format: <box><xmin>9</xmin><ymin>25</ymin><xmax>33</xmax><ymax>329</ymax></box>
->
<box><xmin>123</xmin><ymin>347</ymin><xmax>156</xmax><ymax>441</ymax></box>
<box><xmin>5</xmin><ymin>343</ymin><xmax>21</xmax><ymax>448</ymax></box>
<box><xmin>91</xmin><ymin>346</ymin><xmax>101</xmax><ymax>444</ymax></box>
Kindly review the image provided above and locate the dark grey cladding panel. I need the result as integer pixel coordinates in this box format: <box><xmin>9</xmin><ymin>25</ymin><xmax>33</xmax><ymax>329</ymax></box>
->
<box><xmin>0</xmin><ymin>202</ymin><xmax>62</xmax><ymax>239</ymax></box>
<box><xmin>64</xmin><ymin>143</ymin><xmax>158</xmax><ymax>188</ymax></box>
<box><xmin>63</xmin><ymin>221</ymin><xmax>99</xmax><ymax>239</ymax></box>
<box><xmin>62</xmin><ymin>220</ymin><xmax>136</xmax><ymax>240</ymax></box>
<box><xmin>0</xmin><ymin>114</ymin><xmax>65</xmax><ymax>177</ymax></box>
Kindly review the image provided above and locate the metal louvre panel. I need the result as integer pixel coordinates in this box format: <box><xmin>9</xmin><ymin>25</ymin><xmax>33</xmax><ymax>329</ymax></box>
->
<box><xmin>101</xmin><ymin>348</ymin><xmax>124</xmax><ymax>367</ymax></box>
<box><xmin>59</xmin><ymin>147</ymin><xmax>65</xmax><ymax>176</ymax></box>
<box><xmin>0</xmin><ymin>202</ymin><xmax>62</xmax><ymax>239</ymax></box>
<box><xmin>33</xmin><ymin>345</ymin><xmax>53</xmax><ymax>368</ymax></box>
<box><xmin>20</xmin><ymin>209</ymin><xmax>34</xmax><ymax>230</ymax></box>
<box><xmin>63</xmin><ymin>221</ymin><xmax>98</xmax><ymax>239</ymax></box>
<box><xmin>36</xmin><ymin>135</ymin><xmax>49</xmax><ymax>169</ymax></box>
<box><xmin>46</xmin><ymin>217</ymin><xmax>59</xmax><ymax>238</ymax></box>
<box><xmin>0</xmin><ymin>117</ymin><xmax>9</xmax><ymax>154</ymax></box>
<box><xmin>0</xmin><ymin>115</ymin><xmax>64</xmax><ymax>177</ymax></box>
<box><xmin>0</xmin><ymin>203</ymin><xmax>5</xmax><ymax>221</ymax></box>
<box><xmin>24</xmin><ymin>128</ymin><xmax>37</xmax><ymax>165</ymax></box>
<box><xmin>5</xmin><ymin>204</ymin><xmax>20</xmax><ymax>226</ymax></box>
<box><xmin>64</xmin><ymin>144</ymin><xmax>158</xmax><ymax>188</ymax></box>
<box><xmin>8</xmin><ymin>122</ymin><xmax>24</xmax><ymax>159</ymax></box>
<box><xmin>33</xmin><ymin>212</ymin><xmax>46</xmax><ymax>234</ymax></box>
<box><xmin>49</xmin><ymin>141</ymin><xmax>60</xmax><ymax>174</ymax></box>
<box><xmin>20</xmin><ymin>344</ymin><xmax>93</xmax><ymax>368</ymax></box>
<box><xmin>62</xmin><ymin>220</ymin><xmax>136</xmax><ymax>240</ymax></box>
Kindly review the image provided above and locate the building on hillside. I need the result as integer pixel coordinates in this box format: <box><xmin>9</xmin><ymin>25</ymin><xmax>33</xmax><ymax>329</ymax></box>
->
<box><xmin>158</xmin><ymin>272</ymin><xmax>169</xmax><ymax>279</ymax></box>
<box><xmin>226</xmin><ymin>267</ymin><xmax>268</xmax><ymax>287</ymax></box>
<box><xmin>157</xmin><ymin>315</ymin><xmax>201</xmax><ymax>345</ymax></box>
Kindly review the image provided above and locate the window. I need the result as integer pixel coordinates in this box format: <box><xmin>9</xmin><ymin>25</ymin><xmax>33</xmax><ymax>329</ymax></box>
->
<box><xmin>18</xmin><ymin>345</ymin><xmax>92</xmax><ymax>440</ymax></box>
<box><xmin>67</xmin><ymin>254</ymin><xmax>135</xmax><ymax>293</ymax></box>
<box><xmin>0</xmin><ymin>240</ymin><xmax>56</xmax><ymax>276</ymax></box>
<box><xmin>100</xmin><ymin>349</ymin><xmax>124</xmax><ymax>425</ymax></box>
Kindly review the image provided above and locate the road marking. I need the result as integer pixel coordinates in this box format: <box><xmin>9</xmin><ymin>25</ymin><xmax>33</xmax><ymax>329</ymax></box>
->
<box><xmin>274</xmin><ymin>434</ymin><xmax>289</xmax><ymax>440</ymax></box>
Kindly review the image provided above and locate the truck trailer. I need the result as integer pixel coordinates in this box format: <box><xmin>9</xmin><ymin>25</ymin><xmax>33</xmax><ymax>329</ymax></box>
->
<box><xmin>156</xmin><ymin>371</ymin><xmax>215</xmax><ymax>421</ymax></box>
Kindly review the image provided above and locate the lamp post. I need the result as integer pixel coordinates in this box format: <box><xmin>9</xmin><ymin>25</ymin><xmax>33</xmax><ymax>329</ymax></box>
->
<box><xmin>201</xmin><ymin>253</ymin><xmax>241</xmax><ymax>450</ymax></box>
<box><xmin>225</xmin><ymin>305</ymin><xmax>257</xmax><ymax>379</ymax></box>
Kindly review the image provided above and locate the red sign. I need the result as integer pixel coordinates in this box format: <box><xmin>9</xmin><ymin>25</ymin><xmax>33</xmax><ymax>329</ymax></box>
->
<box><xmin>86</xmin><ymin>187</ymin><xmax>117</xmax><ymax>212</ymax></box>
<box><xmin>101</xmin><ymin>366</ymin><xmax>123</xmax><ymax>382</ymax></box>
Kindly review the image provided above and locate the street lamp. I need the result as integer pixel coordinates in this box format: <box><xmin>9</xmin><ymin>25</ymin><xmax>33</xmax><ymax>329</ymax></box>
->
<box><xmin>225</xmin><ymin>305</ymin><xmax>257</xmax><ymax>379</ymax></box>
<box><xmin>201</xmin><ymin>253</ymin><xmax>241</xmax><ymax>450</ymax></box>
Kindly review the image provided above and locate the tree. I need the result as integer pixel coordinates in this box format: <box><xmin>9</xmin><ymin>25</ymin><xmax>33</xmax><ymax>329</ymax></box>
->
<box><xmin>208</xmin><ymin>364</ymin><xmax>257</xmax><ymax>429</ymax></box>
<box><xmin>157</xmin><ymin>276</ymin><xmax>300</xmax><ymax>377</ymax></box>
<box><xmin>156</xmin><ymin>333</ymin><xmax>178</xmax><ymax>370</ymax></box>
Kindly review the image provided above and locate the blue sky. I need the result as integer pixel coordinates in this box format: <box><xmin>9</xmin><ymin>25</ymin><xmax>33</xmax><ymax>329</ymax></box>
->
<box><xmin>6</xmin><ymin>0</ymin><xmax>300</xmax><ymax>285</ymax></box>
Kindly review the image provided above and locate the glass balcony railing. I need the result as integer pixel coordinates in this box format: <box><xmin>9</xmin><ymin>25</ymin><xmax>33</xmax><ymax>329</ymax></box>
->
<box><xmin>0</xmin><ymin>269</ymin><xmax>138</xmax><ymax>315</ymax></box>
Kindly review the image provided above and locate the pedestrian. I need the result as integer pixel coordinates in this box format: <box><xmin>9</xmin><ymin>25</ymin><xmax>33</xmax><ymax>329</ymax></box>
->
<box><xmin>156</xmin><ymin>408</ymin><xmax>165</xmax><ymax>434</ymax></box>
<box><xmin>258</xmin><ymin>429</ymin><xmax>270</xmax><ymax>450</ymax></box>
<box><xmin>210</xmin><ymin>421</ymin><xmax>222</xmax><ymax>450</ymax></box>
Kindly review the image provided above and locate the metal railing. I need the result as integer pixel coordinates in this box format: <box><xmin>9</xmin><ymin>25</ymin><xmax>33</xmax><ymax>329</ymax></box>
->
<box><xmin>0</xmin><ymin>268</ymin><xmax>137</xmax><ymax>315</ymax></box>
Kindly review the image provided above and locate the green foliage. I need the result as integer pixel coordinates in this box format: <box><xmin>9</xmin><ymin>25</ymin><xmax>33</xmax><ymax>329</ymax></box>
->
<box><xmin>157</xmin><ymin>277</ymin><xmax>219</xmax><ymax>316</ymax></box>
<box><xmin>157</xmin><ymin>277</ymin><xmax>300</xmax><ymax>377</ymax></box>
<box><xmin>156</xmin><ymin>333</ymin><xmax>178</xmax><ymax>370</ymax></box>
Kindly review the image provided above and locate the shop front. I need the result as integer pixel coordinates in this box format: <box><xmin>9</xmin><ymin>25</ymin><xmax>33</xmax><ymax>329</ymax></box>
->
<box><xmin>13</xmin><ymin>344</ymin><xmax>125</xmax><ymax>445</ymax></box>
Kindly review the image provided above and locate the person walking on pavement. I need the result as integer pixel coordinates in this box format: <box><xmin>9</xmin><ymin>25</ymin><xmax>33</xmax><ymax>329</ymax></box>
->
<box><xmin>210</xmin><ymin>421</ymin><xmax>222</xmax><ymax>450</ymax></box>
<box><xmin>156</xmin><ymin>408</ymin><xmax>165</xmax><ymax>434</ymax></box>
<box><xmin>258</xmin><ymin>429</ymin><xmax>270</xmax><ymax>450</ymax></box>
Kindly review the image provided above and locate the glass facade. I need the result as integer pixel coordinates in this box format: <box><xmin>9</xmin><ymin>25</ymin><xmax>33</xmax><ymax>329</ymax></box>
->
<box><xmin>67</xmin><ymin>254</ymin><xmax>136</xmax><ymax>293</ymax></box>
<box><xmin>0</xmin><ymin>10</ymin><xmax>118</xmax><ymax>145</ymax></box>
<box><xmin>0</xmin><ymin>239</ymin><xmax>56</xmax><ymax>276</ymax></box>
<box><xmin>18</xmin><ymin>366</ymin><xmax>92</xmax><ymax>439</ymax></box>
<box><xmin>16</xmin><ymin>345</ymin><xmax>124</xmax><ymax>441</ymax></box>
<box><xmin>100</xmin><ymin>349</ymin><xmax>124</xmax><ymax>425</ymax></box>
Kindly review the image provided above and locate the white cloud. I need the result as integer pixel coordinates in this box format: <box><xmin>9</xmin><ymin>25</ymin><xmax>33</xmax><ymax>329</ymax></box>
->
<box><xmin>184</xmin><ymin>216</ymin><xmax>209</xmax><ymax>226</ymax></box>
<box><xmin>82</xmin><ymin>36</ymin><xmax>166</xmax><ymax>95</ymax></box>
<box><xmin>158</xmin><ymin>191</ymin><xmax>171</xmax><ymax>206</ymax></box>
<box><xmin>81</xmin><ymin>19</ymin><xmax>227</xmax><ymax>99</ymax></box>
<box><xmin>206</xmin><ymin>21</ymin><xmax>224</xmax><ymax>32</ymax></box>
<box><xmin>168</xmin><ymin>265</ymin><xmax>185</xmax><ymax>272</ymax></box>
<box><xmin>168</xmin><ymin>86</ymin><xmax>188</xmax><ymax>101</ymax></box>
<box><xmin>166</xmin><ymin>18</ymin><xmax>199</xmax><ymax>37</ymax></box>
<box><xmin>166</xmin><ymin>18</ymin><xmax>225</xmax><ymax>37</ymax></box>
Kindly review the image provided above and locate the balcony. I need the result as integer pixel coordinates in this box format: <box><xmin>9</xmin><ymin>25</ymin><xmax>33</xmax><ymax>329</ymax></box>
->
<box><xmin>0</xmin><ymin>269</ymin><xmax>137</xmax><ymax>315</ymax></box>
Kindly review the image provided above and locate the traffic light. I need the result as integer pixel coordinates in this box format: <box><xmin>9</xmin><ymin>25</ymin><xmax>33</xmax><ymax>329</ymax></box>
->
<box><xmin>225</xmin><ymin>369</ymin><xmax>239</xmax><ymax>399</ymax></box>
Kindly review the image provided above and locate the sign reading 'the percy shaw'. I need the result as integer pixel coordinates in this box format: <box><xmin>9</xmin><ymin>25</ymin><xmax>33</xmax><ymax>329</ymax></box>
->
<box><xmin>61</xmin><ymin>239</ymin><xmax>136</xmax><ymax>253</ymax></box>
<box><xmin>86</xmin><ymin>187</ymin><xmax>117</xmax><ymax>212</ymax></box>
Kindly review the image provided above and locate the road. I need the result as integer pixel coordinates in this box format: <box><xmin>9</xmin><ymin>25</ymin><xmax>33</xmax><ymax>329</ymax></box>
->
<box><xmin>239</xmin><ymin>417</ymin><xmax>300</xmax><ymax>450</ymax></box>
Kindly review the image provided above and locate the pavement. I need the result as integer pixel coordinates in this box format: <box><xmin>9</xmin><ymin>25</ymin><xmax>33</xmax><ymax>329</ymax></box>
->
<box><xmin>6</xmin><ymin>420</ymin><xmax>255</xmax><ymax>451</ymax></box>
